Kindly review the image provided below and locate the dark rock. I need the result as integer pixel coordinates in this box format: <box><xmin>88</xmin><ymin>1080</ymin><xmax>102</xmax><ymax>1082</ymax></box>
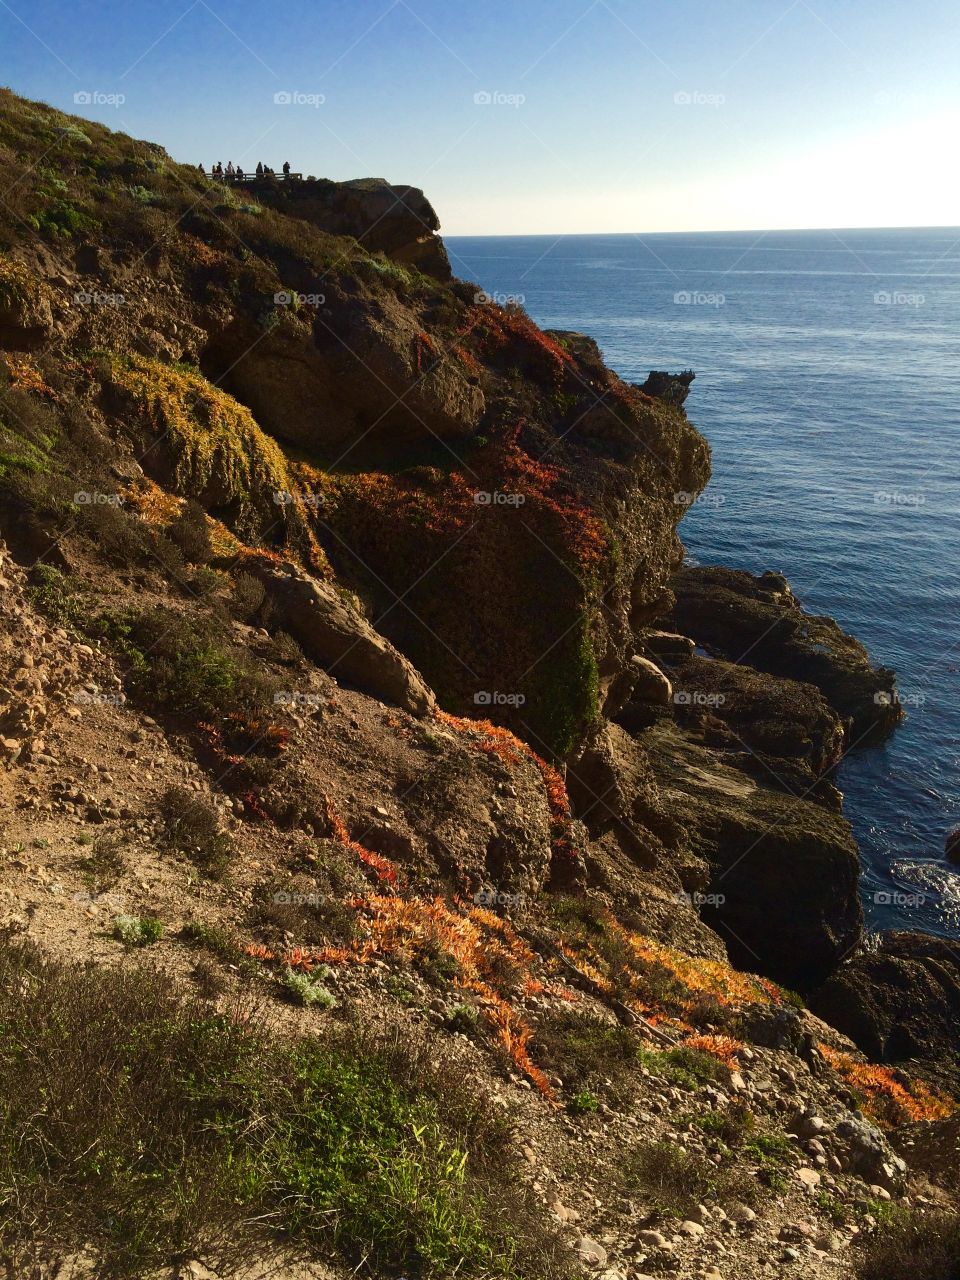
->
<box><xmin>638</xmin><ymin>369</ymin><xmax>695</xmax><ymax>408</ymax></box>
<box><xmin>641</xmin><ymin>719</ymin><xmax>862</xmax><ymax>989</ymax></box>
<box><xmin>668</xmin><ymin>566</ymin><xmax>903</xmax><ymax>743</ymax></box>
<box><xmin>811</xmin><ymin>932</ymin><xmax>960</xmax><ymax>1092</ymax></box>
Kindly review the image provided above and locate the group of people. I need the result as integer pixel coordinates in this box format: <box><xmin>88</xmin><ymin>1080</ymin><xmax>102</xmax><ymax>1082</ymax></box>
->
<box><xmin>201</xmin><ymin>160</ymin><xmax>294</xmax><ymax>181</ymax></box>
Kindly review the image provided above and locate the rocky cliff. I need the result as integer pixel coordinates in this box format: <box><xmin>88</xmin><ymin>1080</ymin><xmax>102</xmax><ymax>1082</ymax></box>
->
<box><xmin>0</xmin><ymin>87</ymin><xmax>956</xmax><ymax>1280</ymax></box>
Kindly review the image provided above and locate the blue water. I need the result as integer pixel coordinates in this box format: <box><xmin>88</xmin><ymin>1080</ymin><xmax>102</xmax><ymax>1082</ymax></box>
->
<box><xmin>446</xmin><ymin>229</ymin><xmax>960</xmax><ymax>939</ymax></box>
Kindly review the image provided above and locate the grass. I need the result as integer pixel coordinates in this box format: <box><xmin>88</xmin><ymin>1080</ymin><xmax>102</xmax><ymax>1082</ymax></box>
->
<box><xmin>0</xmin><ymin>939</ymin><xmax>571</xmax><ymax>1279</ymax></box>
<box><xmin>637</xmin><ymin>1045</ymin><xmax>731</xmax><ymax>1090</ymax></box>
<box><xmin>160</xmin><ymin>786</ymin><xmax>234</xmax><ymax>879</ymax></box>
<box><xmin>622</xmin><ymin>1139</ymin><xmax>754</xmax><ymax>1217</ymax></box>
<box><xmin>858</xmin><ymin>1210</ymin><xmax>960</xmax><ymax>1280</ymax></box>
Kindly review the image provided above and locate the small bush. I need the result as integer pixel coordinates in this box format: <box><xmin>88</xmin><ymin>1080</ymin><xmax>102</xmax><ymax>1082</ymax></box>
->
<box><xmin>160</xmin><ymin>787</ymin><xmax>234</xmax><ymax>878</ymax></box>
<box><xmin>637</xmin><ymin>1045</ymin><xmax>730</xmax><ymax>1090</ymax></box>
<box><xmin>281</xmin><ymin>965</ymin><xmax>337</xmax><ymax>1008</ymax></box>
<box><xmin>623</xmin><ymin>1140</ymin><xmax>753</xmax><ymax>1216</ymax></box>
<box><xmin>112</xmin><ymin>914</ymin><xmax>163</xmax><ymax>946</ymax></box>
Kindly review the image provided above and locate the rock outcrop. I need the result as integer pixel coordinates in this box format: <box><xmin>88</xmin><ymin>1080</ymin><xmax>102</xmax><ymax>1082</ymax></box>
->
<box><xmin>812</xmin><ymin>932</ymin><xmax>960</xmax><ymax>1092</ymax></box>
<box><xmin>247</xmin><ymin>559</ymin><xmax>437</xmax><ymax>717</ymax></box>
<box><xmin>246</xmin><ymin>176</ymin><xmax>453</xmax><ymax>280</ymax></box>
<box><xmin>669</xmin><ymin>566</ymin><xmax>903</xmax><ymax>743</ymax></box>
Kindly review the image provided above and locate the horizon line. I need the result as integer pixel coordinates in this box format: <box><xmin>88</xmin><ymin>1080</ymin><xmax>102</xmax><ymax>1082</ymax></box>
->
<box><xmin>443</xmin><ymin>223</ymin><xmax>960</xmax><ymax>239</ymax></box>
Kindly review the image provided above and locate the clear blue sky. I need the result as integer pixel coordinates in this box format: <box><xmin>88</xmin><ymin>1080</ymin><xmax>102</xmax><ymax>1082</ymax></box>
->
<box><xmin>3</xmin><ymin>0</ymin><xmax>959</xmax><ymax>233</ymax></box>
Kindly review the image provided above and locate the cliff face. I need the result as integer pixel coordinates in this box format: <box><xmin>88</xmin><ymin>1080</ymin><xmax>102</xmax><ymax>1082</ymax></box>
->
<box><xmin>0</xmin><ymin>87</ymin><xmax>955</xmax><ymax>1279</ymax></box>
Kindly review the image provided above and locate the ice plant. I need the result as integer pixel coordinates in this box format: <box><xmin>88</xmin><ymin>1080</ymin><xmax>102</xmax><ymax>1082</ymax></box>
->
<box><xmin>817</xmin><ymin>1045</ymin><xmax>956</xmax><ymax>1127</ymax></box>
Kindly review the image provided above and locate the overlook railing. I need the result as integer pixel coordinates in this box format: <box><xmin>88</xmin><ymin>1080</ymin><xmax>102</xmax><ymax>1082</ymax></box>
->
<box><xmin>200</xmin><ymin>171</ymin><xmax>304</xmax><ymax>181</ymax></box>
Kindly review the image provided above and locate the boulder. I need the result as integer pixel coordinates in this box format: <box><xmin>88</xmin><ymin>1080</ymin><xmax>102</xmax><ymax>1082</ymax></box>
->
<box><xmin>638</xmin><ymin>369</ymin><xmax>695</xmax><ymax>408</ymax></box>
<box><xmin>630</xmin><ymin>654</ymin><xmax>672</xmax><ymax>707</ymax></box>
<box><xmin>641</xmin><ymin>719</ymin><xmax>862</xmax><ymax>989</ymax></box>
<box><xmin>241</xmin><ymin>176</ymin><xmax>452</xmax><ymax>279</ymax></box>
<box><xmin>250</xmin><ymin>561</ymin><xmax>436</xmax><ymax>717</ymax></box>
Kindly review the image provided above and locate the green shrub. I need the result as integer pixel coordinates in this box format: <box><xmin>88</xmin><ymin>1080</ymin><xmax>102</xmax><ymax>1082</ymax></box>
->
<box><xmin>281</xmin><ymin>965</ymin><xmax>337</xmax><ymax>1008</ymax></box>
<box><xmin>0</xmin><ymin>940</ymin><xmax>570</xmax><ymax>1278</ymax></box>
<box><xmin>637</xmin><ymin>1045</ymin><xmax>730</xmax><ymax>1090</ymax></box>
<box><xmin>112</xmin><ymin>914</ymin><xmax>163</xmax><ymax>947</ymax></box>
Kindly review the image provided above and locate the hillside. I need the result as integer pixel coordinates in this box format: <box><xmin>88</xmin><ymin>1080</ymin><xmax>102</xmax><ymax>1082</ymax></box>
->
<box><xmin>0</xmin><ymin>87</ymin><xmax>957</xmax><ymax>1280</ymax></box>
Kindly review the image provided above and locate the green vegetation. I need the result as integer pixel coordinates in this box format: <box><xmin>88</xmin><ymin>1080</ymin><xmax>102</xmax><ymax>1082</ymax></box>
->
<box><xmin>622</xmin><ymin>1140</ymin><xmax>753</xmax><ymax>1217</ymax></box>
<box><xmin>857</xmin><ymin>1209</ymin><xmax>960</xmax><ymax>1280</ymax></box>
<box><xmin>95</xmin><ymin>605</ymin><xmax>280</xmax><ymax>720</ymax></box>
<box><xmin>112</xmin><ymin>914</ymin><xmax>164</xmax><ymax>946</ymax></box>
<box><xmin>281</xmin><ymin>965</ymin><xmax>337</xmax><ymax>1008</ymax></box>
<box><xmin>0</xmin><ymin>941</ymin><xmax>570</xmax><ymax>1278</ymax></box>
<box><xmin>636</xmin><ymin>1045</ymin><xmax>730</xmax><ymax>1090</ymax></box>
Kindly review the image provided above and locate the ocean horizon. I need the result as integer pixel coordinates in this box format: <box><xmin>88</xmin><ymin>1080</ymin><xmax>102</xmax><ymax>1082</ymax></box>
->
<box><xmin>448</xmin><ymin>226</ymin><xmax>960</xmax><ymax>940</ymax></box>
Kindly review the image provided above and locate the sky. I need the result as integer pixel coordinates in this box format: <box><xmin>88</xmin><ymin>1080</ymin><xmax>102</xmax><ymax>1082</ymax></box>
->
<box><xmin>2</xmin><ymin>0</ymin><xmax>959</xmax><ymax>235</ymax></box>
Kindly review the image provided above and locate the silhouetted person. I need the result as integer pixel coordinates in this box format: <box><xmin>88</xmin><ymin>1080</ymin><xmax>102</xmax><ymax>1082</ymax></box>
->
<box><xmin>226</xmin><ymin>161</ymin><xmax>235</xmax><ymax>177</ymax></box>
<box><xmin>282</xmin><ymin>160</ymin><xmax>291</xmax><ymax>177</ymax></box>
<box><xmin>235</xmin><ymin>166</ymin><xmax>244</xmax><ymax>181</ymax></box>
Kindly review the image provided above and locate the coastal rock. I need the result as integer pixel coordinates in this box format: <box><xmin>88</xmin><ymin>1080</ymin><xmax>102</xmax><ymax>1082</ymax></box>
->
<box><xmin>811</xmin><ymin>932</ymin><xmax>960</xmax><ymax>1091</ymax></box>
<box><xmin>668</xmin><ymin>565</ymin><xmax>903</xmax><ymax>743</ymax></box>
<box><xmin>638</xmin><ymin>369</ymin><xmax>695</xmax><ymax>408</ymax></box>
<box><xmin>629</xmin><ymin>654</ymin><xmax>673</xmax><ymax>707</ymax></box>
<box><xmin>641</xmin><ymin>719</ymin><xmax>862</xmax><ymax>989</ymax></box>
<box><xmin>243</xmin><ymin>175</ymin><xmax>452</xmax><ymax>279</ymax></box>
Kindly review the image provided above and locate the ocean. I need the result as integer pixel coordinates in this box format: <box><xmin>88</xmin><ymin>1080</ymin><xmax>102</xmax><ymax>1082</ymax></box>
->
<box><xmin>446</xmin><ymin>228</ymin><xmax>960</xmax><ymax>940</ymax></box>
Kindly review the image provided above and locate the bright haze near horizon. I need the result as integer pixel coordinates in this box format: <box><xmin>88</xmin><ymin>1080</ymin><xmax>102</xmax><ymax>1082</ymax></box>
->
<box><xmin>3</xmin><ymin>0</ymin><xmax>959</xmax><ymax>235</ymax></box>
